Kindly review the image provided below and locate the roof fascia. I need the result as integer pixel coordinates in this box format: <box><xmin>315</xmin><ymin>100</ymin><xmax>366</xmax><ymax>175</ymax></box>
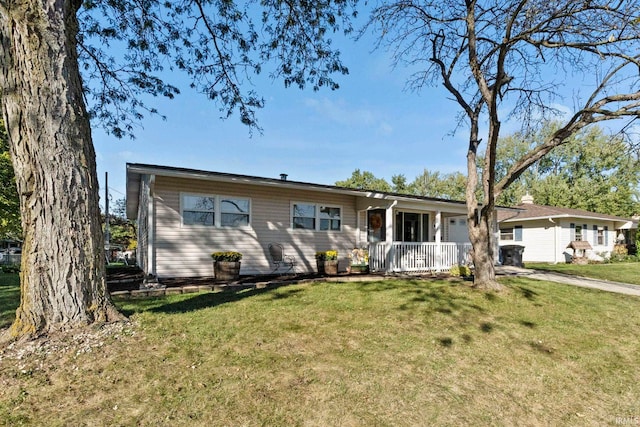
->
<box><xmin>501</xmin><ymin>213</ymin><xmax>633</xmax><ymax>224</ymax></box>
<box><xmin>125</xmin><ymin>163</ymin><xmax>472</xmax><ymax>212</ymax></box>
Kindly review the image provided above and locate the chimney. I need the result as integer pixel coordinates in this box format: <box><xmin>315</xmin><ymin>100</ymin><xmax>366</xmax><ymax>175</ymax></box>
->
<box><xmin>280</xmin><ymin>173</ymin><xmax>288</xmax><ymax>181</ymax></box>
<box><xmin>521</xmin><ymin>193</ymin><xmax>534</xmax><ymax>204</ymax></box>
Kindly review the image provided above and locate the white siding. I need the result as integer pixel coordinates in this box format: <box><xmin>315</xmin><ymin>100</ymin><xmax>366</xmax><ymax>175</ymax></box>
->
<box><xmin>500</xmin><ymin>218</ymin><xmax>620</xmax><ymax>263</ymax></box>
<box><xmin>520</xmin><ymin>220</ymin><xmax>556</xmax><ymax>262</ymax></box>
<box><xmin>151</xmin><ymin>176</ymin><xmax>359</xmax><ymax>277</ymax></box>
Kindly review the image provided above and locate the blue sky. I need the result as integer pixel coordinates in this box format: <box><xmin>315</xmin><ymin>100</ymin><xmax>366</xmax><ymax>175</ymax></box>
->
<box><xmin>87</xmin><ymin>7</ymin><xmax>638</xmax><ymax>210</ymax></box>
<box><xmin>93</xmin><ymin>30</ymin><xmax>473</xmax><ymax>205</ymax></box>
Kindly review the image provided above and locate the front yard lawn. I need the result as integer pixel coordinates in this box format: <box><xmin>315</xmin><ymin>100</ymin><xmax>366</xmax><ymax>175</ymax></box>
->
<box><xmin>527</xmin><ymin>261</ymin><xmax>640</xmax><ymax>285</ymax></box>
<box><xmin>0</xmin><ymin>273</ymin><xmax>639</xmax><ymax>425</ymax></box>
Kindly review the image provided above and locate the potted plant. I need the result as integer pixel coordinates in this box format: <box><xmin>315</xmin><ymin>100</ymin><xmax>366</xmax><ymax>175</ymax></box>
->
<box><xmin>211</xmin><ymin>251</ymin><xmax>243</xmax><ymax>281</ymax></box>
<box><xmin>315</xmin><ymin>250</ymin><xmax>339</xmax><ymax>275</ymax></box>
<box><xmin>348</xmin><ymin>248</ymin><xmax>369</xmax><ymax>274</ymax></box>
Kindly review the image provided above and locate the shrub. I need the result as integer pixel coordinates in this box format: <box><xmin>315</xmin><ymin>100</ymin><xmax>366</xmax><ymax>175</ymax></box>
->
<box><xmin>315</xmin><ymin>250</ymin><xmax>338</xmax><ymax>261</ymax></box>
<box><xmin>608</xmin><ymin>253</ymin><xmax>639</xmax><ymax>263</ymax></box>
<box><xmin>449</xmin><ymin>265</ymin><xmax>472</xmax><ymax>277</ymax></box>
<box><xmin>0</xmin><ymin>264</ymin><xmax>20</xmax><ymax>274</ymax></box>
<box><xmin>613</xmin><ymin>244</ymin><xmax>628</xmax><ymax>256</ymax></box>
<box><xmin>211</xmin><ymin>251</ymin><xmax>243</xmax><ymax>262</ymax></box>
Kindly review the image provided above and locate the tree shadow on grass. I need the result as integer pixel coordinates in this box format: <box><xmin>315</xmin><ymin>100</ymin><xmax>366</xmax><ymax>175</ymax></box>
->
<box><xmin>353</xmin><ymin>278</ymin><xmax>545</xmax><ymax>350</ymax></box>
<box><xmin>118</xmin><ymin>283</ymin><xmax>304</xmax><ymax>316</ymax></box>
<box><xmin>377</xmin><ymin>279</ymin><xmax>490</xmax><ymax>315</ymax></box>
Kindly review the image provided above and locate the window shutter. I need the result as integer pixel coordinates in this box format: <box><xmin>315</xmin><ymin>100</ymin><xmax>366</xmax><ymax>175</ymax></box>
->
<box><xmin>604</xmin><ymin>226</ymin><xmax>609</xmax><ymax>245</ymax></box>
<box><xmin>570</xmin><ymin>223</ymin><xmax>575</xmax><ymax>241</ymax></box>
<box><xmin>514</xmin><ymin>225</ymin><xmax>523</xmax><ymax>242</ymax></box>
<box><xmin>583</xmin><ymin>224</ymin><xmax>588</xmax><ymax>242</ymax></box>
<box><xmin>593</xmin><ymin>225</ymin><xmax>597</xmax><ymax>242</ymax></box>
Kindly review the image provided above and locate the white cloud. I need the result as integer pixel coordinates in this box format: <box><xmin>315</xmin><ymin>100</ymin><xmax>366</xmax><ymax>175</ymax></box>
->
<box><xmin>378</xmin><ymin>121</ymin><xmax>393</xmax><ymax>135</ymax></box>
<box><xmin>304</xmin><ymin>97</ymin><xmax>379</xmax><ymax>127</ymax></box>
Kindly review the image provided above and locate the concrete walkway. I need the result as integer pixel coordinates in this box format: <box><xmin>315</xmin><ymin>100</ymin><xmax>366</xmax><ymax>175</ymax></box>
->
<box><xmin>496</xmin><ymin>266</ymin><xmax>640</xmax><ymax>297</ymax></box>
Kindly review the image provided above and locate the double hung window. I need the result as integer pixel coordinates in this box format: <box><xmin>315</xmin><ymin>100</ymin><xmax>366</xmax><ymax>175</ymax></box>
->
<box><xmin>182</xmin><ymin>193</ymin><xmax>250</xmax><ymax>228</ymax></box>
<box><xmin>182</xmin><ymin>195</ymin><xmax>215</xmax><ymax>226</ymax></box>
<box><xmin>292</xmin><ymin>203</ymin><xmax>341</xmax><ymax>231</ymax></box>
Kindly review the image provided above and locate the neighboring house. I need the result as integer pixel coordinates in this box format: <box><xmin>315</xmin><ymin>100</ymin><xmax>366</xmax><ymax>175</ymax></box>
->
<box><xmin>0</xmin><ymin>238</ymin><xmax>22</xmax><ymax>265</ymax></box>
<box><xmin>125</xmin><ymin>163</ymin><xmax>489</xmax><ymax>278</ymax></box>
<box><xmin>497</xmin><ymin>194</ymin><xmax>637</xmax><ymax>263</ymax></box>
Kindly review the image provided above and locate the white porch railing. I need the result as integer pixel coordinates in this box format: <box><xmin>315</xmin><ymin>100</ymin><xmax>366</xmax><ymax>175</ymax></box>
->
<box><xmin>368</xmin><ymin>242</ymin><xmax>473</xmax><ymax>273</ymax></box>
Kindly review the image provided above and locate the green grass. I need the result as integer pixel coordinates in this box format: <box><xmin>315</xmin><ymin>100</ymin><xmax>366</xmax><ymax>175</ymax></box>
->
<box><xmin>527</xmin><ymin>261</ymin><xmax>640</xmax><ymax>285</ymax></box>
<box><xmin>0</xmin><ymin>274</ymin><xmax>639</xmax><ymax>425</ymax></box>
<box><xmin>0</xmin><ymin>273</ymin><xmax>19</xmax><ymax>329</ymax></box>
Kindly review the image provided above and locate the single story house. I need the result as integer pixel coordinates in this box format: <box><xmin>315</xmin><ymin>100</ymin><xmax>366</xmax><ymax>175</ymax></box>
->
<box><xmin>497</xmin><ymin>194</ymin><xmax>637</xmax><ymax>263</ymax></box>
<box><xmin>125</xmin><ymin>163</ymin><xmax>492</xmax><ymax>278</ymax></box>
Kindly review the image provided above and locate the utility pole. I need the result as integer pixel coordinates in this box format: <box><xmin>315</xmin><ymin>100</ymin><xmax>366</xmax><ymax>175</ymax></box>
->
<box><xmin>105</xmin><ymin>172</ymin><xmax>110</xmax><ymax>262</ymax></box>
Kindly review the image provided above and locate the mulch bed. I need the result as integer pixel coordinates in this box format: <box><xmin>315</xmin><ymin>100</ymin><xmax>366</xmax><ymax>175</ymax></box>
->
<box><xmin>106</xmin><ymin>266</ymin><xmax>368</xmax><ymax>292</ymax></box>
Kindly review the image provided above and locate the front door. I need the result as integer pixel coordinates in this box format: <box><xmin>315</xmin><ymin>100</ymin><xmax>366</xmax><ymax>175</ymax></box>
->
<box><xmin>403</xmin><ymin>213</ymin><xmax>420</xmax><ymax>242</ymax></box>
<box><xmin>367</xmin><ymin>209</ymin><xmax>386</xmax><ymax>242</ymax></box>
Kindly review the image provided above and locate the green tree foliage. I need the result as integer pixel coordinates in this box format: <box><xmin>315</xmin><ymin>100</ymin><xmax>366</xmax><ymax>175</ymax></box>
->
<box><xmin>336</xmin><ymin>169</ymin><xmax>392</xmax><ymax>192</ymax></box>
<box><xmin>0</xmin><ymin>118</ymin><xmax>20</xmax><ymax>239</ymax></box>
<box><xmin>492</xmin><ymin>123</ymin><xmax>640</xmax><ymax>216</ymax></box>
<box><xmin>105</xmin><ymin>199</ymin><xmax>136</xmax><ymax>250</ymax></box>
<box><xmin>408</xmin><ymin>169</ymin><xmax>467</xmax><ymax>200</ymax></box>
<box><xmin>78</xmin><ymin>1</ymin><xmax>357</xmax><ymax>136</ymax></box>
<box><xmin>390</xmin><ymin>174</ymin><xmax>408</xmax><ymax>193</ymax></box>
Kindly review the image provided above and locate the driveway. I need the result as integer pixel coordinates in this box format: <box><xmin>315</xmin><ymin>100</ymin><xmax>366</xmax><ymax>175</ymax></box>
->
<box><xmin>496</xmin><ymin>266</ymin><xmax>640</xmax><ymax>297</ymax></box>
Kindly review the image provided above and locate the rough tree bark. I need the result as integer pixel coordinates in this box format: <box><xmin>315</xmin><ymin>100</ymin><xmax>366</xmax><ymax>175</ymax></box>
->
<box><xmin>0</xmin><ymin>0</ymin><xmax>122</xmax><ymax>339</ymax></box>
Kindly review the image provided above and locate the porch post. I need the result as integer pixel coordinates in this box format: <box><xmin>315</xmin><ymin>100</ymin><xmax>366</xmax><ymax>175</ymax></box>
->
<box><xmin>385</xmin><ymin>202</ymin><xmax>396</xmax><ymax>272</ymax></box>
<box><xmin>435</xmin><ymin>210</ymin><xmax>442</xmax><ymax>272</ymax></box>
<box><xmin>356</xmin><ymin>210</ymin><xmax>362</xmax><ymax>248</ymax></box>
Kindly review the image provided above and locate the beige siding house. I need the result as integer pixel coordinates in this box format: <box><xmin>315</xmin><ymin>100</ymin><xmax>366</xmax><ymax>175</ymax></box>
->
<box><xmin>126</xmin><ymin>163</ymin><xmax>480</xmax><ymax>278</ymax></box>
<box><xmin>497</xmin><ymin>195</ymin><xmax>637</xmax><ymax>263</ymax></box>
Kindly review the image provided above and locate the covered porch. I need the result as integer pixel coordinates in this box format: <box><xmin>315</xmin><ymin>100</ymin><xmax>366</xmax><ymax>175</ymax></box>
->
<box><xmin>368</xmin><ymin>241</ymin><xmax>473</xmax><ymax>273</ymax></box>
<box><xmin>354</xmin><ymin>195</ymin><xmax>479</xmax><ymax>273</ymax></box>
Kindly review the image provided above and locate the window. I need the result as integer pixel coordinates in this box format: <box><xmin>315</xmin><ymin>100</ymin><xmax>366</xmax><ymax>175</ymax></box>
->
<box><xmin>575</xmin><ymin>224</ymin><xmax>583</xmax><ymax>241</ymax></box>
<box><xmin>393</xmin><ymin>211</ymin><xmax>429</xmax><ymax>242</ymax></box>
<box><xmin>292</xmin><ymin>203</ymin><xmax>341</xmax><ymax>231</ymax></box>
<box><xmin>597</xmin><ymin>227</ymin><xmax>605</xmax><ymax>245</ymax></box>
<box><xmin>500</xmin><ymin>228</ymin><xmax>514</xmax><ymax>241</ymax></box>
<box><xmin>183</xmin><ymin>195</ymin><xmax>215</xmax><ymax>226</ymax></box>
<box><xmin>221</xmin><ymin>197</ymin><xmax>250</xmax><ymax>227</ymax></box>
<box><xmin>320</xmin><ymin>206</ymin><xmax>341</xmax><ymax>230</ymax></box>
<box><xmin>500</xmin><ymin>225</ymin><xmax>522</xmax><ymax>241</ymax></box>
<box><xmin>182</xmin><ymin>193</ymin><xmax>250</xmax><ymax>228</ymax></box>
<box><xmin>292</xmin><ymin>203</ymin><xmax>316</xmax><ymax>230</ymax></box>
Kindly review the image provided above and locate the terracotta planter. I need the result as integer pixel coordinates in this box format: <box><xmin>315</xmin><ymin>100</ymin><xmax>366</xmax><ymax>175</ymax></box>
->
<box><xmin>317</xmin><ymin>260</ymin><xmax>338</xmax><ymax>275</ymax></box>
<box><xmin>214</xmin><ymin>261</ymin><xmax>241</xmax><ymax>281</ymax></box>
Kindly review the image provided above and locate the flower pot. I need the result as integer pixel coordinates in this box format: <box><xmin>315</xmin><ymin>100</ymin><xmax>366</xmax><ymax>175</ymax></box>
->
<box><xmin>348</xmin><ymin>264</ymin><xmax>369</xmax><ymax>274</ymax></box>
<box><xmin>317</xmin><ymin>260</ymin><xmax>338</xmax><ymax>275</ymax></box>
<box><xmin>214</xmin><ymin>261</ymin><xmax>241</xmax><ymax>282</ymax></box>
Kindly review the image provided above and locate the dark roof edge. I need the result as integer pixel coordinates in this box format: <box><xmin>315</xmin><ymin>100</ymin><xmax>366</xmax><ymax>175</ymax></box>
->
<box><xmin>126</xmin><ymin>162</ymin><xmax>500</xmax><ymax>208</ymax></box>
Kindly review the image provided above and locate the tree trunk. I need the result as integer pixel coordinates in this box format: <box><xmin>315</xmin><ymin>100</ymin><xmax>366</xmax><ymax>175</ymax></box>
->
<box><xmin>468</xmin><ymin>209</ymin><xmax>502</xmax><ymax>291</ymax></box>
<box><xmin>0</xmin><ymin>0</ymin><xmax>122</xmax><ymax>339</ymax></box>
<box><xmin>465</xmin><ymin>119</ymin><xmax>503</xmax><ymax>291</ymax></box>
